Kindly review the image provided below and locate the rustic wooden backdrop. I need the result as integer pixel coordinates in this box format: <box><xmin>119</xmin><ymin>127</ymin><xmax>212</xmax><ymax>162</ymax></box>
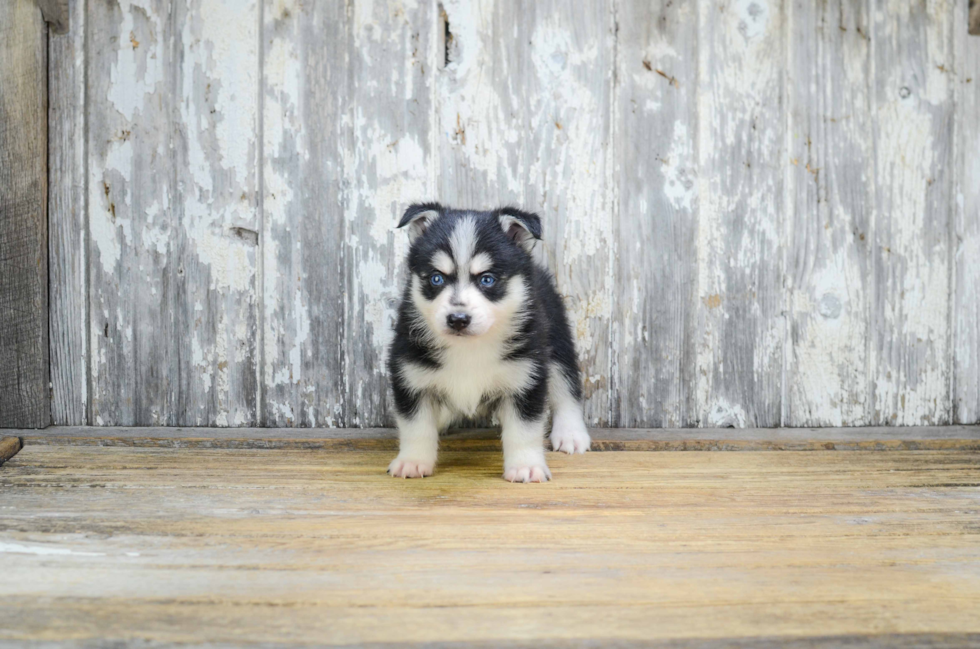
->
<box><xmin>42</xmin><ymin>0</ymin><xmax>980</xmax><ymax>429</ymax></box>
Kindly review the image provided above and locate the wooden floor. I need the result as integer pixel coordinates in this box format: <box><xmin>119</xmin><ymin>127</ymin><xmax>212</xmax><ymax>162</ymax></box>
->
<box><xmin>1</xmin><ymin>439</ymin><xmax>980</xmax><ymax>647</ymax></box>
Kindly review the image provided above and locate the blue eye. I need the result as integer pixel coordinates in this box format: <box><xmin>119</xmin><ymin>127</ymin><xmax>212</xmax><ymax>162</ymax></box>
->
<box><xmin>429</xmin><ymin>273</ymin><xmax>445</xmax><ymax>287</ymax></box>
<box><xmin>480</xmin><ymin>274</ymin><xmax>496</xmax><ymax>287</ymax></box>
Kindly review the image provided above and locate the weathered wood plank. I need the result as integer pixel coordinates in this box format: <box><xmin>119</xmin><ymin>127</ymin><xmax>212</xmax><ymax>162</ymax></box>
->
<box><xmin>48</xmin><ymin>0</ymin><xmax>86</xmax><ymax>426</ymax></box>
<box><xmin>870</xmin><ymin>1</ymin><xmax>954</xmax><ymax>425</ymax></box>
<box><xmin>695</xmin><ymin>0</ymin><xmax>785</xmax><ymax>427</ymax></box>
<box><xmin>1</xmin><ymin>447</ymin><xmax>979</xmax><ymax>643</ymax></box>
<box><xmin>970</xmin><ymin>0</ymin><xmax>980</xmax><ymax>36</ymax></box>
<box><xmin>171</xmin><ymin>0</ymin><xmax>260</xmax><ymax>425</ymax></box>
<box><xmin>87</xmin><ymin>0</ymin><xmax>177</xmax><ymax>425</ymax></box>
<box><xmin>0</xmin><ymin>0</ymin><xmax>48</xmax><ymax>429</ymax></box>
<box><xmin>260</xmin><ymin>0</ymin><xmax>348</xmax><ymax>426</ymax></box>
<box><xmin>954</xmin><ymin>6</ymin><xmax>980</xmax><ymax>424</ymax></box>
<box><xmin>87</xmin><ymin>0</ymin><xmax>260</xmax><ymax>426</ymax></box>
<box><xmin>784</xmin><ymin>0</ymin><xmax>873</xmax><ymax>426</ymax></box>
<box><xmin>612</xmin><ymin>0</ymin><xmax>698</xmax><ymax>427</ymax></box>
<box><xmin>344</xmin><ymin>0</ymin><xmax>438</xmax><ymax>426</ymax></box>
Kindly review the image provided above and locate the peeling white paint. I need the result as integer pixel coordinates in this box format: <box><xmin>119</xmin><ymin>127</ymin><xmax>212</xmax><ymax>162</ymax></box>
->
<box><xmin>734</xmin><ymin>0</ymin><xmax>770</xmax><ymax>42</ymax></box>
<box><xmin>439</xmin><ymin>0</ymin><xmax>524</xmax><ymax>196</ymax></box>
<box><xmin>107</xmin><ymin>0</ymin><xmax>164</xmax><ymax>122</ymax></box>
<box><xmin>90</xmin><ymin>138</ymin><xmax>134</xmax><ymax>274</ymax></box>
<box><xmin>0</xmin><ymin>542</ymin><xmax>105</xmax><ymax>557</ymax></box>
<box><xmin>196</xmin><ymin>0</ymin><xmax>258</xmax><ymax>189</ymax></box>
<box><xmin>662</xmin><ymin>122</ymin><xmax>696</xmax><ymax>212</ymax></box>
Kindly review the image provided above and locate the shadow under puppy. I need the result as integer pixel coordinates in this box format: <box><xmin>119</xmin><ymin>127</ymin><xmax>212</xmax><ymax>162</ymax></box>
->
<box><xmin>387</xmin><ymin>203</ymin><xmax>591</xmax><ymax>483</ymax></box>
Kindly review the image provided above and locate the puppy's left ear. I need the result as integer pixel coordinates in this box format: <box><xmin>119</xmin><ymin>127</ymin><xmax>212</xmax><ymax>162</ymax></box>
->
<box><xmin>398</xmin><ymin>203</ymin><xmax>443</xmax><ymax>243</ymax></box>
<box><xmin>497</xmin><ymin>208</ymin><xmax>541</xmax><ymax>253</ymax></box>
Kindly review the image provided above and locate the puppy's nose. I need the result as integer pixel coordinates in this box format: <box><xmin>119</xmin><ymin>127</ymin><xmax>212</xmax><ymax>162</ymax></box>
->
<box><xmin>446</xmin><ymin>313</ymin><xmax>471</xmax><ymax>331</ymax></box>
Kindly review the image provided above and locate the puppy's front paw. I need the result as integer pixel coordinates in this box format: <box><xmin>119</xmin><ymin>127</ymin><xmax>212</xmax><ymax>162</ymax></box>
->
<box><xmin>503</xmin><ymin>463</ymin><xmax>551</xmax><ymax>483</ymax></box>
<box><xmin>388</xmin><ymin>456</ymin><xmax>435</xmax><ymax>478</ymax></box>
<box><xmin>550</xmin><ymin>420</ymin><xmax>591</xmax><ymax>454</ymax></box>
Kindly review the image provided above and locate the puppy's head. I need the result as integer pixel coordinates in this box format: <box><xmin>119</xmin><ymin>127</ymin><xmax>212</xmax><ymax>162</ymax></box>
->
<box><xmin>397</xmin><ymin>203</ymin><xmax>541</xmax><ymax>341</ymax></box>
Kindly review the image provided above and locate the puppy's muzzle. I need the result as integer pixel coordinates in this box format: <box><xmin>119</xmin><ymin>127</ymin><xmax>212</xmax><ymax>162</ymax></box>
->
<box><xmin>447</xmin><ymin>312</ymin><xmax>471</xmax><ymax>332</ymax></box>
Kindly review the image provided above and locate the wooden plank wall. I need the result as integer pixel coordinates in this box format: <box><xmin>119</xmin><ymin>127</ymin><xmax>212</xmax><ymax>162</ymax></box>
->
<box><xmin>1</xmin><ymin>0</ymin><xmax>48</xmax><ymax>429</ymax></box>
<box><xmin>43</xmin><ymin>0</ymin><xmax>980</xmax><ymax>429</ymax></box>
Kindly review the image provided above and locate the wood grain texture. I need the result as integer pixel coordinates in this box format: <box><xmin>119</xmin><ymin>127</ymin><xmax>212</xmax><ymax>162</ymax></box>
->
<box><xmin>0</xmin><ymin>0</ymin><xmax>48</xmax><ymax>429</ymax></box>
<box><xmin>784</xmin><ymin>0</ymin><xmax>873</xmax><ymax>426</ymax></box>
<box><xmin>612</xmin><ymin>0</ymin><xmax>698</xmax><ymax>427</ymax></box>
<box><xmin>172</xmin><ymin>0</ymin><xmax>260</xmax><ymax>426</ymax></box>
<box><xmin>48</xmin><ymin>0</ymin><xmax>86</xmax><ymax>426</ymax></box>
<box><xmin>870</xmin><ymin>0</ymin><xmax>954</xmax><ymax>426</ymax></box>
<box><xmin>970</xmin><ymin>0</ymin><xmax>980</xmax><ymax>36</ymax></box>
<box><xmin>86</xmin><ymin>0</ymin><xmax>176</xmax><ymax>425</ymax></box>
<box><xmin>696</xmin><ymin>0</ymin><xmax>785</xmax><ymax>427</ymax></box>
<box><xmin>954</xmin><ymin>8</ymin><xmax>980</xmax><ymax>424</ymax></box>
<box><xmin>1</xmin><ymin>446</ymin><xmax>979</xmax><ymax>644</ymax></box>
<box><xmin>260</xmin><ymin>0</ymin><xmax>347</xmax><ymax>427</ymax></box>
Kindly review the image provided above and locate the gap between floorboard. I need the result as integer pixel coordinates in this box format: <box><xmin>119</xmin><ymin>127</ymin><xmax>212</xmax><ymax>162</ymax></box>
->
<box><xmin>4</xmin><ymin>426</ymin><xmax>979</xmax><ymax>452</ymax></box>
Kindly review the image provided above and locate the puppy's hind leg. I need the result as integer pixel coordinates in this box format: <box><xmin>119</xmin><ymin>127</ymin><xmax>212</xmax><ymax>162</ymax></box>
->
<box><xmin>389</xmin><ymin>397</ymin><xmax>441</xmax><ymax>478</ymax></box>
<box><xmin>548</xmin><ymin>363</ymin><xmax>591</xmax><ymax>454</ymax></box>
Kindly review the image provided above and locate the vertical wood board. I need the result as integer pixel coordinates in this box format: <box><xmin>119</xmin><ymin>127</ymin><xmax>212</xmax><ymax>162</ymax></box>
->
<box><xmin>954</xmin><ymin>5</ymin><xmax>980</xmax><ymax>424</ymax></box>
<box><xmin>87</xmin><ymin>0</ymin><xmax>177</xmax><ymax>425</ymax></box>
<box><xmin>870</xmin><ymin>0</ymin><xmax>954</xmax><ymax>425</ymax></box>
<box><xmin>260</xmin><ymin>0</ymin><xmax>348</xmax><ymax>427</ymax></box>
<box><xmin>0</xmin><ymin>0</ymin><xmax>49</xmax><ymax>429</ymax></box>
<box><xmin>48</xmin><ymin>0</ymin><xmax>87</xmax><ymax>425</ymax></box>
<box><xmin>695</xmin><ymin>0</ymin><xmax>786</xmax><ymax>427</ymax></box>
<box><xmin>612</xmin><ymin>0</ymin><xmax>699</xmax><ymax>427</ymax></box>
<box><xmin>784</xmin><ymin>0</ymin><xmax>873</xmax><ymax>426</ymax></box>
<box><xmin>172</xmin><ymin>0</ymin><xmax>260</xmax><ymax>426</ymax></box>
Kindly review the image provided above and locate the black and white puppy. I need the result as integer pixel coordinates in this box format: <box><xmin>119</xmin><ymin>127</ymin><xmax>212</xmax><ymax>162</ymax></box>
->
<box><xmin>386</xmin><ymin>203</ymin><xmax>591</xmax><ymax>483</ymax></box>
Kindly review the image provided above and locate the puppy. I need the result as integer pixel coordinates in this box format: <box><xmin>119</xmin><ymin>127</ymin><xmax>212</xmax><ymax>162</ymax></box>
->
<box><xmin>386</xmin><ymin>203</ymin><xmax>591</xmax><ymax>483</ymax></box>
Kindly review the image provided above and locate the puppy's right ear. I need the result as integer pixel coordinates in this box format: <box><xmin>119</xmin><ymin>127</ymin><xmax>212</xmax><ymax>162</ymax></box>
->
<box><xmin>397</xmin><ymin>203</ymin><xmax>443</xmax><ymax>243</ymax></box>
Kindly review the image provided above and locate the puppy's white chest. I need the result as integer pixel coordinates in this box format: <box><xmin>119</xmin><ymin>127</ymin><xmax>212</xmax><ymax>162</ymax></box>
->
<box><xmin>403</xmin><ymin>343</ymin><xmax>534</xmax><ymax>417</ymax></box>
